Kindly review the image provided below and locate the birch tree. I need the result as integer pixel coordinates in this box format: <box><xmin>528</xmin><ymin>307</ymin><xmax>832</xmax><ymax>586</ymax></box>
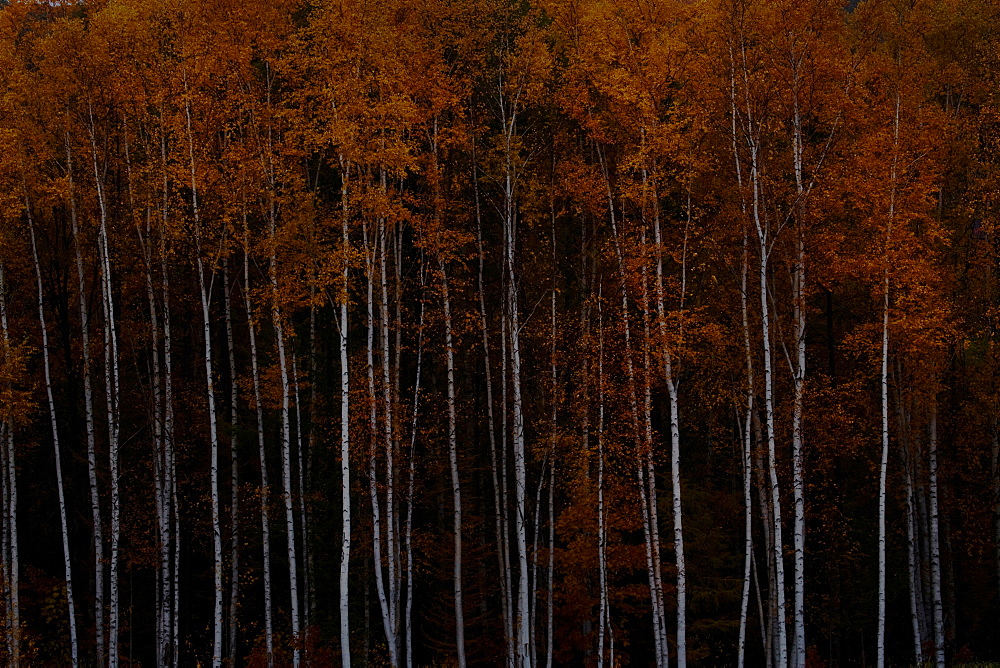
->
<box><xmin>27</xmin><ymin>201</ymin><xmax>79</xmax><ymax>667</ymax></box>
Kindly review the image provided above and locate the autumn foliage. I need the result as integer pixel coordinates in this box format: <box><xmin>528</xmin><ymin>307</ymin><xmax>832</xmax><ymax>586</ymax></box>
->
<box><xmin>1</xmin><ymin>0</ymin><xmax>999</xmax><ymax>665</ymax></box>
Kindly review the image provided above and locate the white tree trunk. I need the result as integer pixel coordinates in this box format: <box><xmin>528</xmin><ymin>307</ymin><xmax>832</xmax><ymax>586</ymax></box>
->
<box><xmin>160</xmin><ymin>222</ymin><xmax>180</xmax><ymax>668</ymax></box>
<box><xmin>292</xmin><ymin>355</ymin><xmax>310</xmax><ymax>638</ymax></box>
<box><xmin>223</xmin><ymin>267</ymin><xmax>240</xmax><ymax>664</ymax></box>
<box><xmin>640</xmin><ymin>262</ymin><xmax>669</xmax><ymax>668</ymax></box>
<box><xmin>530</xmin><ymin>452</ymin><xmax>548</xmax><ymax>668</ymax></box>
<box><xmin>790</xmin><ymin>80</ymin><xmax>807</xmax><ymax>668</ymax></box>
<box><xmin>157</xmin><ymin>135</ymin><xmax>180</xmax><ymax>667</ymax></box>
<box><xmin>66</xmin><ymin>135</ymin><xmax>105</xmax><ymax>668</ymax></box>
<box><xmin>877</xmin><ymin>275</ymin><xmax>889</xmax><ymax>668</ymax></box>
<box><xmin>738</xmin><ymin>234</ymin><xmax>755</xmax><ymax>668</ymax></box>
<box><xmin>90</xmin><ymin>120</ymin><xmax>121</xmax><ymax>668</ymax></box>
<box><xmin>140</xmin><ymin>217</ymin><xmax>170</xmax><ymax>668</ymax></box>
<box><xmin>474</xmin><ymin>158</ymin><xmax>515</xmax><ymax>667</ymax></box>
<box><xmin>750</xmin><ymin>133</ymin><xmax>787</xmax><ymax>668</ymax></box>
<box><xmin>545</xmin><ymin>213</ymin><xmax>556</xmax><ymax>668</ymax></box>
<box><xmin>928</xmin><ymin>403</ymin><xmax>944</xmax><ymax>667</ymax></box>
<box><xmin>651</xmin><ymin>182</ymin><xmax>686</xmax><ymax>668</ymax></box>
<box><xmin>877</xmin><ymin>93</ymin><xmax>900</xmax><ymax>668</ymax></box>
<box><xmin>904</xmin><ymin>444</ymin><xmax>925</xmax><ymax>664</ymax></box>
<box><xmin>378</xmin><ymin>211</ymin><xmax>400</xmax><ymax>662</ymax></box>
<box><xmin>0</xmin><ymin>264</ymin><xmax>19</xmax><ymax>667</ymax></box>
<box><xmin>268</xmin><ymin>207</ymin><xmax>301</xmax><ymax>668</ymax></box>
<box><xmin>729</xmin><ymin>72</ymin><xmax>754</xmax><ymax>667</ymax></box>
<box><xmin>603</xmin><ymin>155</ymin><xmax>666</xmax><ymax>667</ymax></box>
<box><xmin>184</xmin><ymin>92</ymin><xmax>223</xmax><ymax>668</ymax></box>
<box><xmin>441</xmin><ymin>261</ymin><xmax>466</xmax><ymax>668</ymax></box>
<box><xmin>338</xmin><ymin>162</ymin><xmax>352</xmax><ymax>668</ymax></box>
<box><xmin>499</xmin><ymin>90</ymin><xmax>531</xmax><ymax>668</ymax></box>
<box><xmin>243</xmin><ymin>219</ymin><xmax>274</xmax><ymax>668</ymax></box>
<box><xmin>99</xmin><ymin>220</ymin><xmax>121</xmax><ymax>668</ymax></box>
<box><xmin>404</xmin><ymin>255</ymin><xmax>426</xmax><ymax>668</ymax></box>
<box><xmin>28</xmin><ymin>209</ymin><xmax>79</xmax><ymax>667</ymax></box>
<box><xmin>501</xmin><ymin>313</ymin><xmax>516</xmax><ymax>668</ymax></box>
<box><xmin>596</xmin><ymin>295</ymin><xmax>610</xmax><ymax>668</ymax></box>
<box><xmin>363</xmin><ymin>217</ymin><xmax>397</xmax><ymax>667</ymax></box>
<box><xmin>791</xmin><ymin>259</ymin><xmax>806</xmax><ymax>668</ymax></box>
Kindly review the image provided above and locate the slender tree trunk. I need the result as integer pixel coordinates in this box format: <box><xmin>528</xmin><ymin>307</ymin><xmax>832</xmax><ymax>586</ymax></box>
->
<box><xmin>928</xmin><ymin>402</ymin><xmax>944</xmax><ymax>667</ymax></box>
<box><xmin>140</xmin><ymin>214</ymin><xmax>170</xmax><ymax>668</ymax></box>
<box><xmin>545</xmin><ymin>457</ymin><xmax>554</xmax><ymax>668</ymax></box>
<box><xmin>243</xmin><ymin>218</ymin><xmax>274</xmax><ymax>668</ymax></box>
<box><xmin>440</xmin><ymin>261</ymin><xmax>466</xmax><ymax>668</ymax></box>
<box><xmin>338</xmin><ymin>161</ymin><xmax>352</xmax><ymax>668</ymax></box>
<box><xmin>100</xmin><ymin>219</ymin><xmax>121</xmax><ymax>668</ymax></box>
<box><xmin>596</xmin><ymin>292</ymin><xmax>610</xmax><ymax>668</ymax></box>
<box><xmin>256</xmin><ymin>67</ymin><xmax>300</xmax><ymax>664</ymax></box>
<box><xmin>377</xmin><ymin>206</ymin><xmax>400</xmax><ymax>662</ymax></box>
<box><xmin>0</xmin><ymin>416</ymin><xmax>7</xmax><ymax>660</ymax></box>
<box><xmin>877</xmin><ymin>273</ymin><xmax>890</xmax><ymax>668</ymax></box>
<box><xmin>877</xmin><ymin>93</ymin><xmax>900</xmax><ymax>668</ymax></box>
<box><xmin>364</xmin><ymin>215</ymin><xmax>397</xmax><ymax>667</ymax></box>
<box><xmin>790</xmin><ymin>77</ymin><xmax>807</xmax><ymax>668</ymax></box>
<box><xmin>545</xmin><ymin>204</ymin><xmax>556</xmax><ymax>668</ymax></box>
<box><xmin>905</xmin><ymin>443</ymin><xmax>924</xmax><ymax>664</ymax></box>
<box><xmin>163</xmin><ymin>235</ymin><xmax>180</xmax><ymax>668</ymax></box>
<box><xmin>991</xmin><ymin>427</ymin><xmax>1000</xmax><ymax>642</ymax></box>
<box><xmin>603</xmin><ymin>151</ymin><xmax>666</xmax><ymax>667</ymax></box>
<box><xmin>916</xmin><ymin>459</ymin><xmax>932</xmax><ymax>647</ymax></box>
<box><xmin>28</xmin><ymin>206</ymin><xmax>79</xmax><ymax>667</ymax></box>
<box><xmin>894</xmin><ymin>388</ymin><xmax>926</xmax><ymax>662</ymax></box>
<box><xmin>729</xmin><ymin>68</ymin><xmax>755</xmax><ymax>667</ymax></box>
<box><xmin>474</xmin><ymin>152</ymin><xmax>515</xmax><ymax>667</ymax></box>
<box><xmin>530</xmin><ymin>452</ymin><xmax>548</xmax><ymax>668</ymax></box>
<box><xmin>90</xmin><ymin>118</ymin><xmax>121</xmax><ymax>668</ymax></box>
<box><xmin>753</xmin><ymin>415</ymin><xmax>775</xmax><ymax>668</ymax></box>
<box><xmin>640</xmin><ymin>251</ymin><xmax>669</xmax><ymax>668</ymax></box>
<box><xmin>66</xmin><ymin>135</ymin><xmax>104</xmax><ymax>668</ymax></box>
<box><xmin>751</xmin><ymin>135</ymin><xmax>787</xmax><ymax>668</ymax></box>
<box><xmin>157</xmin><ymin>132</ymin><xmax>180</xmax><ymax>668</ymax></box>
<box><xmin>160</xmin><ymin>216</ymin><xmax>180</xmax><ymax>668</ymax></box>
<box><xmin>0</xmin><ymin>418</ymin><xmax>8</xmax><ymax>666</ymax></box>
<box><xmin>269</xmin><ymin>213</ymin><xmax>301</xmax><ymax>668</ymax></box>
<box><xmin>184</xmin><ymin>91</ymin><xmax>223</xmax><ymax>668</ymax></box>
<box><xmin>404</xmin><ymin>255</ymin><xmax>426</xmax><ymax>668</ymax></box>
<box><xmin>501</xmin><ymin>311</ymin><xmax>516</xmax><ymax>667</ymax></box>
<box><xmin>739</xmin><ymin>233</ymin><xmax>755</xmax><ymax>668</ymax></box>
<box><xmin>292</xmin><ymin>355</ymin><xmax>310</xmax><ymax>640</ymax></box>
<box><xmin>0</xmin><ymin>264</ymin><xmax>18</xmax><ymax>667</ymax></box>
<box><xmin>224</xmin><ymin>267</ymin><xmax>240</xmax><ymax>664</ymax></box>
<box><xmin>651</xmin><ymin>178</ymin><xmax>686</xmax><ymax>668</ymax></box>
<box><xmin>499</xmin><ymin>91</ymin><xmax>531</xmax><ymax>668</ymax></box>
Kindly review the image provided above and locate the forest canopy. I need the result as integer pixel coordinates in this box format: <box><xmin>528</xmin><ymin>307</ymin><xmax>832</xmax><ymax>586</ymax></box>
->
<box><xmin>1</xmin><ymin>0</ymin><xmax>1000</xmax><ymax>665</ymax></box>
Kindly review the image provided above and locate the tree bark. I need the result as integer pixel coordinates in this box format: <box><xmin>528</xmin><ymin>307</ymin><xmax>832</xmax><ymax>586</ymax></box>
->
<box><xmin>338</xmin><ymin>161</ymin><xmax>352</xmax><ymax>668</ymax></box>
<box><xmin>0</xmin><ymin>264</ymin><xmax>19</xmax><ymax>667</ymax></box>
<box><xmin>66</xmin><ymin>135</ymin><xmax>104</xmax><ymax>667</ymax></box>
<box><xmin>223</xmin><ymin>266</ymin><xmax>240</xmax><ymax>664</ymax></box>
<box><xmin>928</xmin><ymin>401</ymin><xmax>944</xmax><ymax>667</ymax></box>
<box><xmin>404</xmin><ymin>254</ymin><xmax>426</xmax><ymax>668</ymax></box>
<box><xmin>28</xmin><ymin>205</ymin><xmax>79</xmax><ymax>667</ymax></box>
<box><xmin>243</xmin><ymin>217</ymin><xmax>274</xmax><ymax>668</ymax></box>
<box><xmin>90</xmin><ymin>113</ymin><xmax>121</xmax><ymax>668</ymax></box>
<box><xmin>440</xmin><ymin>260</ymin><xmax>465</xmax><ymax>668</ymax></box>
<box><xmin>184</xmin><ymin>92</ymin><xmax>223</xmax><ymax>668</ymax></box>
<box><xmin>739</xmin><ymin>233</ymin><xmax>755</xmax><ymax>668</ymax></box>
<box><xmin>877</xmin><ymin>92</ymin><xmax>900</xmax><ymax>668</ymax></box>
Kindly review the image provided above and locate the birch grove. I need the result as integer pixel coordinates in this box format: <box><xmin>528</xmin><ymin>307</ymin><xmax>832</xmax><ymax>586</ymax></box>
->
<box><xmin>0</xmin><ymin>0</ymin><xmax>998</xmax><ymax>665</ymax></box>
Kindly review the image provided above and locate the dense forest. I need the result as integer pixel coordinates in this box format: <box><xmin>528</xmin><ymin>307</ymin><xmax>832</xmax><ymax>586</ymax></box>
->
<box><xmin>1</xmin><ymin>0</ymin><xmax>999</xmax><ymax>665</ymax></box>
